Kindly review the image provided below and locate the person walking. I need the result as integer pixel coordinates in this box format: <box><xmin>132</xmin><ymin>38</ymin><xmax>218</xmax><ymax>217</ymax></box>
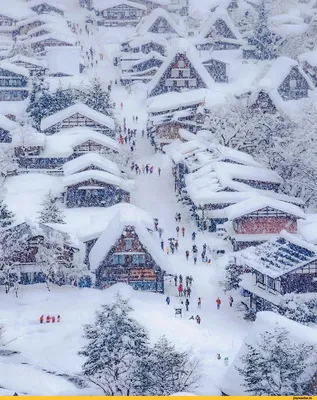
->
<box><xmin>192</xmin><ymin>232</ymin><xmax>196</xmax><ymax>241</ymax></box>
<box><xmin>133</xmin><ymin>116</ymin><xmax>135</xmax><ymax>122</ymax></box>
<box><xmin>178</xmin><ymin>213</ymin><xmax>181</xmax><ymax>222</ymax></box>
<box><xmin>185</xmin><ymin>276</ymin><xmax>189</xmax><ymax>287</ymax></box>
<box><xmin>176</xmin><ymin>226</ymin><xmax>180</xmax><ymax>237</ymax></box>
<box><xmin>175</xmin><ymin>240</ymin><xmax>179</xmax><ymax>252</ymax></box>
<box><xmin>185</xmin><ymin>250</ymin><xmax>189</xmax><ymax>260</ymax></box>
<box><xmin>183</xmin><ymin>287</ymin><xmax>188</xmax><ymax>298</ymax></box>
<box><xmin>170</xmin><ymin>242</ymin><xmax>175</xmax><ymax>254</ymax></box>
<box><xmin>198</xmin><ymin>297</ymin><xmax>201</xmax><ymax>308</ymax></box>
<box><xmin>179</xmin><ymin>274</ymin><xmax>183</xmax><ymax>284</ymax></box>
<box><xmin>216</xmin><ymin>297</ymin><xmax>221</xmax><ymax>310</ymax></box>
<box><xmin>46</xmin><ymin>315</ymin><xmax>51</xmax><ymax>323</ymax></box>
<box><xmin>185</xmin><ymin>298</ymin><xmax>190</xmax><ymax>311</ymax></box>
<box><xmin>158</xmin><ymin>227</ymin><xmax>163</xmax><ymax>238</ymax></box>
<box><xmin>136</xmin><ymin>116</ymin><xmax>138</xmax><ymax>123</ymax></box>
<box><xmin>178</xmin><ymin>283</ymin><xmax>183</xmax><ymax>296</ymax></box>
<box><xmin>40</xmin><ymin>315</ymin><xmax>44</xmax><ymax>324</ymax></box>
<box><xmin>160</xmin><ymin>240</ymin><xmax>164</xmax><ymax>250</ymax></box>
<box><xmin>51</xmin><ymin>315</ymin><xmax>56</xmax><ymax>323</ymax></box>
<box><xmin>229</xmin><ymin>296</ymin><xmax>233</xmax><ymax>307</ymax></box>
<box><xmin>166</xmin><ymin>296</ymin><xmax>170</xmax><ymax>305</ymax></box>
<box><xmin>181</xmin><ymin>227</ymin><xmax>185</xmax><ymax>237</ymax></box>
<box><xmin>120</xmin><ymin>102</ymin><xmax>123</xmax><ymax>110</ymax></box>
<box><xmin>57</xmin><ymin>315</ymin><xmax>61</xmax><ymax>323</ymax></box>
<box><xmin>187</xmin><ymin>286</ymin><xmax>191</xmax><ymax>298</ymax></box>
<box><xmin>175</xmin><ymin>212</ymin><xmax>178</xmax><ymax>222</ymax></box>
<box><xmin>195</xmin><ymin>315</ymin><xmax>201</xmax><ymax>324</ymax></box>
<box><xmin>174</xmin><ymin>274</ymin><xmax>177</xmax><ymax>286</ymax></box>
<box><xmin>158</xmin><ymin>167</ymin><xmax>161</xmax><ymax>176</ymax></box>
<box><xmin>189</xmin><ymin>275</ymin><xmax>193</xmax><ymax>286</ymax></box>
<box><xmin>166</xmin><ymin>246</ymin><xmax>170</xmax><ymax>255</ymax></box>
<box><xmin>193</xmin><ymin>255</ymin><xmax>197</xmax><ymax>265</ymax></box>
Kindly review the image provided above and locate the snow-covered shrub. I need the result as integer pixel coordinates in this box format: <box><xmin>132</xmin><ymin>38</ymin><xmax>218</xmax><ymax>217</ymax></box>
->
<box><xmin>278</xmin><ymin>294</ymin><xmax>317</xmax><ymax>325</ymax></box>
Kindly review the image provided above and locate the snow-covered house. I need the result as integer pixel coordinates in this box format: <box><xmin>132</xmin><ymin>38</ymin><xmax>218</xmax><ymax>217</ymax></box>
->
<box><xmin>136</xmin><ymin>8</ymin><xmax>185</xmax><ymax>37</ymax></box>
<box><xmin>11</xmin><ymin>125</ymin><xmax>46</xmax><ymax>159</ymax></box>
<box><xmin>129</xmin><ymin>0</ymin><xmax>170</xmax><ymax>11</ymax></box>
<box><xmin>220</xmin><ymin>311</ymin><xmax>317</xmax><ymax>395</ymax></box>
<box><xmin>0</xmin><ymin>114</ymin><xmax>19</xmax><ymax>142</ymax></box>
<box><xmin>249</xmin><ymin>57</ymin><xmax>314</xmax><ymax>111</ymax></box>
<box><xmin>225</xmin><ymin>196</ymin><xmax>305</xmax><ymax>251</ymax></box>
<box><xmin>194</xmin><ymin>9</ymin><xmax>244</xmax><ymax>51</ymax></box>
<box><xmin>40</xmin><ymin>104</ymin><xmax>116</xmax><ymax>137</ymax></box>
<box><xmin>17</xmin><ymin>128</ymin><xmax>126</xmax><ymax>173</ymax></box>
<box><xmin>167</xmin><ymin>0</ymin><xmax>189</xmax><ymax>16</ymax></box>
<box><xmin>26</xmin><ymin>0</ymin><xmax>65</xmax><ymax>16</ymax></box>
<box><xmin>148</xmin><ymin>46</ymin><xmax>214</xmax><ymax>97</ymax></box>
<box><xmin>120</xmin><ymin>35</ymin><xmax>167</xmax><ymax>57</ymax></box>
<box><xmin>63</xmin><ymin>170</ymin><xmax>134</xmax><ymax>208</ymax></box>
<box><xmin>0</xmin><ymin>2</ymin><xmax>36</xmax><ymax>36</ymax></box>
<box><xmin>120</xmin><ymin>52</ymin><xmax>165</xmax><ymax>85</ymax></box>
<box><xmin>89</xmin><ymin>206</ymin><xmax>166</xmax><ymax>292</ymax></box>
<box><xmin>94</xmin><ymin>0</ymin><xmax>147</xmax><ymax>27</ymax></box>
<box><xmin>0</xmin><ymin>61</ymin><xmax>30</xmax><ymax>101</ymax></box>
<box><xmin>298</xmin><ymin>50</ymin><xmax>317</xmax><ymax>87</ymax></box>
<box><xmin>7</xmin><ymin>55</ymin><xmax>48</xmax><ymax>77</ymax></box>
<box><xmin>16</xmin><ymin>14</ymin><xmax>67</xmax><ymax>36</ymax></box>
<box><xmin>29</xmin><ymin>32</ymin><xmax>77</xmax><ymax>55</ymax></box>
<box><xmin>237</xmin><ymin>232</ymin><xmax>317</xmax><ymax>314</ymax></box>
<box><xmin>201</xmin><ymin>54</ymin><xmax>228</xmax><ymax>82</ymax></box>
<box><xmin>0</xmin><ymin>220</ymin><xmax>79</xmax><ymax>285</ymax></box>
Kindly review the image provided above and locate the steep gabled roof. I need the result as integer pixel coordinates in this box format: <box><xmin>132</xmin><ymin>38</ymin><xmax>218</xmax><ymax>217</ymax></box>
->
<box><xmin>94</xmin><ymin>0</ymin><xmax>147</xmax><ymax>11</ymax></box>
<box><xmin>0</xmin><ymin>114</ymin><xmax>20</xmax><ymax>132</ymax></box>
<box><xmin>26</xmin><ymin>0</ymin><xmax>66</xmax><ymax>12</ymax></box>
<box><xmin>7</xmin><ymin>55</ymin><xmax>48</xmax><ymax>69</ymax></box>
<box><xmin>28</xmin><ymin>32</ymin><xmax>77</xmax><ymax>46</ymax></box>
<box><xmin>148</xmin><ymin>44</ymin><xmax>215</xmax><ymax>97</ymax></box>
<box><xmin>63</xmin><ymin>153</ymin><xmax>121</xmax><ymax>177</ymax></box>
<box><xmin>136</xmin><ymin>8</ymin><xmax>185</xmax><ymax>37</ymax></box>
<box><xmin>40</xmin><ymin>104</ymin><xmax>115</xmax><ymax>131</ymax></box>
<box><xmin>89</xmin><ymin>205</ymin><xmax>169</xmax><ymax>272</ymax></box>
<box><xmin>0</xmin><ymin>61</ymin><xmax>29</xmax><ymax>77</ymax></box>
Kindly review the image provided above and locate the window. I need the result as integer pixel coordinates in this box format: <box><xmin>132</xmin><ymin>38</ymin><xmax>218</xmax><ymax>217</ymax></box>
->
<box><xmin>189</xmin><ymin>78</ymin><xmax>197</xmax><ymax>86</ymax></box>
<box><xmin>177</xmin><ymin>79</ymin><xmax>185</xmax><ymax>87</ymax></box>
<box><xmin>267</xmin><ymin>276</ymin><xmax>275</xmax><ymax>290</ymax></box>
<box><xmin>256</xmin><ymin>272</ymin><xmax>264</xmax><ymax>284</ymax></box>
<box><xmin>171</xmin><ymin>68</ymin><xmax>179</xmax><ymax>78</ymax></box>
<box><xmin>183</xmin><ymin>68</ymin><xmax>190</xmax><ymax>77</ymax></box>
<box><xmin>132</xmin><ymin>254</ymin><xmax>145</xmax><ymax>264</ymax></box>
<box><xmin>178</xmin><ymin>60</ymin><xmax>184</xmax><ymax>68</ymax></box>
<box><xmin>290</xmin><ymin>79</ymin><xmax>297</xmax><ymax>88</ymax></box>
<box><xmin>166</xmin><ymin>79</ymin><xmax>173</xmax><ymax>86</ymax></box>
<box><xmin>112</xmin><ymin>254</ymin><xmax>125</xmax><ymax>265</ymax></box>
<box><xmin>125</xmin><ymin>238</ymin><xmax>132</xmax><ymax>250</ymax></box>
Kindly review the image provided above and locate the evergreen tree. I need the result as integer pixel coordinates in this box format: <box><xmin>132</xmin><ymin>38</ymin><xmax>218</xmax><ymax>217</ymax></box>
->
<box><xmin>137</xmin><ymin>335</ymin><xmax>201</xmax><ymax>395</ymax></box>
<box><xmin>247</xmin><ymin>0</ymin><xmax>283</xmax><ymax>60</ymax></box>
<box><xmin>38</xmin><ymin>191</ymin><xmax>65</xmax><ymax>224</ymax></box>
<box><xmin>8</xmin><ymin>40</ymin><xmax>34</xmax><ymax>58</ymax></box>
<box><xmin>224</xmin><ymin>257</ymin><xmax>243</xmax><ymax>291</ymax></box>
<box><xmin>278</xmin><ymin>295</ymin><xmax>317</xmax><ymax>325</ymax></box>
<box><xmin>0</xmin><ymin>199</ymin><xmax>15</xmax><ymax>228</ymax></box>
<box><xmin>78</xmin><ymin>294</ymin><xmax>150</xmax><ymax>395</ymax></box>
<box><xmin>236</xmin><ymin>325</ymin><xmax>317</xmax><ymax>395</ymax></box>
<box><xmin>51</xmin><ymin>85</ymin><xmax>75</xmax><ymax>115</ymax></box>
<box><xmin>27</xmin><ymin>77</ymin><xmax>54</xmax><ymax>131</ymax></box>
<box><xmin>84</xmin><ymin>78</ymin><xmax>114</xmax><ymax>117</ymax></box>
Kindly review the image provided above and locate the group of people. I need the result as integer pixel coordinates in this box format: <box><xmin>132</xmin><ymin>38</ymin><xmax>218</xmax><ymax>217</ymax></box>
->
<box><xmin>131</xmin><ymin>162</ymin><xmax>161</xmax><ymax>175</ymax></box>
<box><xmin>187</xmin><ymin>243</ymin><xmax>211</xmax><ymax>265</ymax></box>
<box><xmin>40</xmin><ymin>315</ymin><xmax>61</xmax><ymax>324</ymax></box>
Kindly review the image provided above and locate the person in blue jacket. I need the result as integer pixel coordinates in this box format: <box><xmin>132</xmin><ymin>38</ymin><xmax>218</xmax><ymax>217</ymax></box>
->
<box><xmin>166</xmin><ymin>296</ymin><xmax>170</xmax><ymax>305</ymax></box>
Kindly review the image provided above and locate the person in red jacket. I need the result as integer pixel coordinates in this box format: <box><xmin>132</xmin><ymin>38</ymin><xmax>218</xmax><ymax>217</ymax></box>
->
<box><xmin>51</xmin><ymin>316</ymin><xmax>56</xmax><ymax>323</ymax></box>
<box><xmin>40</xmin><ymin>315</ymin><xmax>44</xmax><ymax>324</ymax></box>
<box><xmin>178</xmin><ymin>283</ymin><xmax>183</xmax><ymax>296</ymax></box>
<box><xmin>216</xmin><ymin>297</ymin><xmax>221</xmax><ymax>310</ymax></box>
<box><xmin>46</xmin><ymin>315</ymin><xmax>51</xmax><ymax>323</ymax></box>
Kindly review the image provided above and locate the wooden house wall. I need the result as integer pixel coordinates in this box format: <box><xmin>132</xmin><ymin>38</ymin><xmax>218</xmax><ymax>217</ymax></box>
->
<box><xmin>95</xmin><ymin>226</ymin><xmax>164</xmax><ymax>292</ymax></box>
<box><xmin>0</xmin><ymin>89</ymin><xmax>29</xmax><ymax>101</ymax></box>
<box><xmin>65</xmin><ymin>179</ymin><xmax>130</xmax><ymax>208</ymax></box>
<box><xmin>0</xmin><ymin>14</ymin><xmax>16</xmax><ymax>27</ymax></box>
<box><xmin>302</xmin><ymin>61</ymin><xmax>317</xmax><ymax>87</ymax></box>
<box><xmin>249</xmin><ymin>91</ymin><xmax>277</xmax><ymax>114</ymax></box>
<box><xmin>281</xmin><ymin>267</ymin><xmax>317</xmax><ymax>294</ymax></box>
<box><xmin>130</xmin><ymin>57</ymin><xmax>163</xmax><ymax>73</ymax></box>
<box><xmin>141</xmin><ymin>42</ymin><xmax>165</xmax><ymax>56</ymax></box>
<box><xmin>18</xmin><ymin>21</ymin><xmax>44</xmax><ymax>35</ymax></box>
<box><xmin>0</xmin><ymin>128</ymin><xmax>12</xmax><ymax>143</ymax></box>
<box><xmin>13</xmin><ymin>61</ymin><xmax>47</xmax><ymax>77</ymax></box>
<box><xmin>232</xmin><ymin>179</ymin><xmax>280</xmax><ymax>192</ymax></box>
<box><xmin>149</xmin><ymin>17</ymin><xmax>177</xmax><ymax>34</ymax></box>
<box><xmin>278</xmin><ymin>66</ymin><xmax>310</xmax><ymax>100</ymax></box>
<box><xmin>31</xmin><ymin>4</ymin><xmax>64</xmax><ymax>16</ymax></box>
<box><xmin>0</xmin><ymin>69</ymin><xmax>28</xmax><ymax>87</ymax></box>
<box><xmin>213</xmin><ymin>19</ymin><xmax>236</xmax><ymax>39</ymax></box>
<box><xmin>97</xmin><ymin>4</ymin><xmax>146</xmax><ymax>26</ymax></box>
<box><xmin>233</xmin><ymin>239</ymin><xmax>266</xmax><ymax>252</ymax></box>
<box><xmin>203</xmin><ymin>59</ymin><xmax>227</xmax><ymax>82</ymax></box>
<box><xmin>150</xmin><ymin>52</ymin><xmax>208</xmax><ymax>96</ymax></box>
<box><xmin>213</xmin><ymin>41</ymin><xmax>241</xmax><ymax>50</ymax></box>
<box><xmin>234</xmin><ymin>216</ymin><xmax>297</xmax><ymax>235</ymax></box>
<box><xmin>43</xmin><ymin>113</ymin><xmax>115</xmax><ymax>136</ymax></box>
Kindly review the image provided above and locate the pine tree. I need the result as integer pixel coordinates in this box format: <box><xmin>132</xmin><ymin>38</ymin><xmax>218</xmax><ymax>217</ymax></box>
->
<box><xmin>27</xmin><ymin>77</ymin><xmax>54</xmax><ymax>130</ymax></box>
<box><xmin>137</xmin><ymin>335</ymin><xmax>201</xmax><ymax>395</ymax></box>
<box><xmin>84</xmin><ymin>78</ymin><xmax>114</xmax><ymax>117</ymax></box>
<box><xmin>8</xmin><ymin>40</ymin><xmax>34</xmax><ymax>58</ymax></box>
<box><xmin>78</xmin><ymin>294</ymin><xmax>150</xmax><ymax>395</ymax></box>
<box><xmin>236</xmin><ymin>325</ymin><xmax>317</xmax><ymax>395</ymax></box>
<box><xmin>51</xmin><ymin>85</ymin><xmax>75</xmax><ymax>114</ymax></box>
<box><xmin>224</xmin><ymin>257</ymin><xmax>243</xmax><ymax>291</ymax></box>
<box><xmin>38</xmin><ymin>191</ymin><xmax>65</xmax><ymax>224</ymax></box>
<box><xmin>0</xmin><ymin>199</ymin><xmax>15</xmax><ymax>228</ymax></box>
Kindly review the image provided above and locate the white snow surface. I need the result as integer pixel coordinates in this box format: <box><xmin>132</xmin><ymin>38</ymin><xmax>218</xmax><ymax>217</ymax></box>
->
<box><xmin>63</xmin><ymin>153</ymin><xmax>122</xmax><ymax>177</ymax></box>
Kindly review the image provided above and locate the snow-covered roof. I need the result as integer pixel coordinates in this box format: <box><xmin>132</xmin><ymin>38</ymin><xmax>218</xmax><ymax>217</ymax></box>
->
<box><xmin>0</xmin><ymin>114</ymin><xmax>19</xmax><ymax>132</ymax></box>
<box><xmin>298</xmin><ymin>50</ymin><xmax>317</xmax><ymax>67</ymax></box>
<box><xmin>63</xmin><ymin>153</ymin><xmax>121</xmax><ymax>177</ymax></box>
<box><xmin>26</xmin><ymin>0</ymin><xmax>66</xmax><ymax>12</ymax></box>
<box><xmin>63</xmin><ymin>170</ymin><xmax>134</xmax><ymax>193</ymax></box>
<box><xmin>46</xmin><ymin>46</ymin><xmax>81</xmax><ymax>76</ymax></box>
<box><xmin>258</xmin><ymin>56</ymin><xmax>314</xmax><ymax>91</ymax></box>
<box><xmin>27</xmin><ymin>22</ymin><xmax>70</xmax><ymax>37</ymax></box>
<box><xmin>10</xmin><ymin>125</ymin><xmax>45</xmax><ymax>147</ymax></box>
<box><xmin>89</xmin><ymin>205</ymin><xmax>169</xmax><ymax>272</ymax></box>
<box><xmin>0</xmin><ymin>61</ymin><xmax>29</xmax><ymax>77</ymax></box>
<box><xmin>136</xmin><ymin>8</ymin><xmax>185</xmax><ymax>37</ymax></box>
<box><xmin>0</xmin><ymin>1</ymin><xmax>36</xmax><ymax>20</ymax></box>
<box><xmin>7</xmin><ymin>55</ymin><xmax>48</xmax><ymax>69</ymax></box>
<box><xmin>28</xmin><ymin>32</ymin><xmax>77</xmax><ymax>46</ymax></box>
<box><xmin>94</xmin><ymin>0</ymin><xmax>147</xmax><ymax>11</ymax></box>
<box><xmin>221</xmin><ymin>310</ymin><xmax>317</xmax><ymax>396</ymax></box>
<box><xmin>238</xmin><ymin>230</ymin><xmax>317</xmax><ymax>279</ymax></box>
<box><xmin>148</xmin><ymin>45</ymin><xmax>215</xmax><ymax>97</ymax></box>
<box><xmin>125</xmin><ymin>34</ymin><xmax>168</xmax><ymax>49</ymax></box>
<box><xmin>16</xmin><ymin>13</ymin><xmax>64</xmax><ymax>28</ymax></box>
<box><xmin>42</xmin><ymin>128</ymin><xmax>122</xmax><ymax>158</ymax></box>
<box><xmin>298</xmin><ymin>220</ymin><xmax>317</xmax><ymax>244</ymax></box>
<box><xmin>198</xmin><ymin>8</ymin><xmax>244</xmax><ymax>44</ymax></box>
<box><xmin>40</xmin><ymin>104</ymin><xmax>115</xmax><ymax>132</ymax></box>
<box><xmin>223</xmin><ymin>195</ymin><xmax>305</xmax><ymax>220</ymax></box>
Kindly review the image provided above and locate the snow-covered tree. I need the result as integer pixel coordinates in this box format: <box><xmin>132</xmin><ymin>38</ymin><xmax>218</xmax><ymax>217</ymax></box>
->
<box><xmin>38</xmin><ymin>191</ymin><xmax>65</xmax><ymax>224</ymax></box>
<box><xmin>78</xmin><ymin>294</ymin><xmax>150</xmax><ymax>395</ymax></box>
<box><xmin>35</xmin><ymin>228</ymin><xmax>72</xmax><ymax>290</ymax></box>
<box><xmin>278</xmin><ymin>295</ymin><xmax>317</xmax><ymax>325</ymax></box>
<box><xmin>8</xmin><ymin>40</ymin><xmax>34</xmax><ymax>58</ymax></box>
<box><xmin>51</xmin><ymin>85</ymin><xmax>75</xmax><ymax>115</ymax></box>
<box><xmin>236</xmin><ymin>325</ymin><xmax>317</xmax><ymax>395</ymax></box>
<box><xmin>84</xmin><ymin>78</ymin><xmax>114</xmax><ymax>117</ymax></box>
<box><xmin>27</xmin><ymin>77</ymin><xmax>54</xmax><ymax>130</ymax></box>
<box><xmin>0</xmin><ymin>199</ymin><xmax>15</xmax><ymax>229</ymax></box>
<box><xmin>224</xmin><ymin>257</ymin><xmax>243</xmax><ymax>291</ymax></box>
<box><xmin>137</xmin><ymin>335</ymin><xmax>201</xmax><ymax>395</ymax></box>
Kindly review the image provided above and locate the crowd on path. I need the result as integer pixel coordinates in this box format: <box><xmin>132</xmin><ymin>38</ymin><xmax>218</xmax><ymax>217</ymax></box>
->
<box><xmin>40</xmin><ymin>315</ymin><xmax>61</xmax><ymax>324</ymax></box>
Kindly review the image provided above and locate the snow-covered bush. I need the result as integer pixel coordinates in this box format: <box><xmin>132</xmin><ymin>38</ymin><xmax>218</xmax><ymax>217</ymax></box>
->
<box><xmin>224</xmin><ymin>257</ymin><xmax>243</xmax><ymax>291</ymax></box>
<box><xmin>278</xmin><ymin>294</ymin><xmax>317</xmax><ymax>325</ymax></box>
<box><xmin>38</xmin><ymin>191</ymin><xmax>65</xmax><ymax>224</ymax></box>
